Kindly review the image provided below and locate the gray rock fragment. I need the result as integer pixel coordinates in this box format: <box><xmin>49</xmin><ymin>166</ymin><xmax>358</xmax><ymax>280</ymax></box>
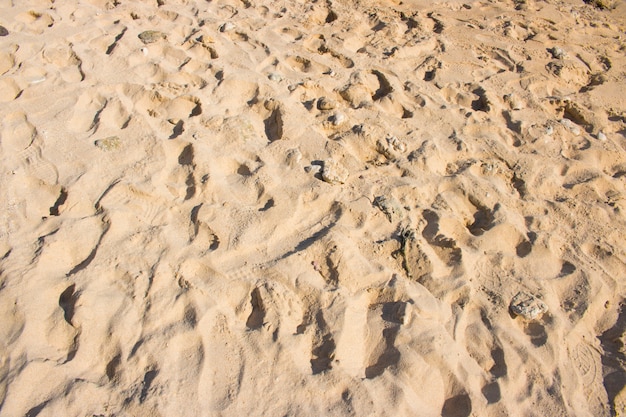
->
<box><xmin>373</xmin><ymin>195</ymin><xmax>401</xmax><ymax>223</ymax></box>
<box><xmin>317</xmin><ymin>97</ymin><xmax>337</xmax><ymax>111</ymax></box>
<box><xmin>138</xmin><ymin>30</ymin><xmax>166</xmax><ymax>44</ymax></box>
<box><xmin>510</xmin><ymin>291</ymin><xmax>548</xmax><ymax>320</ymax></box>
<box><xmin>549</xmin><ymin>46</ymin><xmax>565</xmax><ymax>59</ymax></box>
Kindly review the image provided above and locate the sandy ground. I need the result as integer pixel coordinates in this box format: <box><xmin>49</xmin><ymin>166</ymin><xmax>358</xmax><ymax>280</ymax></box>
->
<box><xmin>1</xmin><ymin>0</ymin><xmax>626</xmax><ymax>416</ymax></box>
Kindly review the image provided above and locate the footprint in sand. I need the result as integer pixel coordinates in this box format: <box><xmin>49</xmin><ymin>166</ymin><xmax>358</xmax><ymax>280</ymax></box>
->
<box><xmin>284</xmin><ymin>55</ymin><xmax>331</xmax><ymax>74</ymax></box>
<box><xmin>1</xmin><ymin>112</ymin><xmax>59</xmax><ymax>185</ymax></box>
<box><xmin>398</xmin><ymin>228</ymin><xmax>434</xmax><ymax>282</ymax></box>
<box><xmin>98</xmin><ymin>97</ymin><xmax>131</xmax><ymax>130</ymax></box>
<box><xmin>1</xmin><ymin>112</ymin><xmax>37</xmax><ymax>152</ymax></box>
<box><xmin>159</xmin><ymin>330</ymin><xmax>205</xmax><ymax>415</ymax></box>
<box><xmin>198</xmin><ymin>313</ymin><xmax>243</xmax><ymax>411</ymax></box>
<box><xmin>364</xmin><ymin>301</ymin><xmax>408</xmax><ymax>379</ymax></box>
<box><xmin>184</xmin><ymin>33</ymin><xmax>219</xmax><ymax>61</ymax></box>
<box><xmin>310</xmin><ymin>309</ymin><xmax>337</xmax><ymax>374</ymax></box>
<box><xmin>68</xmin><ymin>91</ymin><xmax>108</xmax><ymax>133</ymax></box>
<box><xmin>0</xmin><ymin>46</ymin><xmax>16</xmax><ymax>76</ymax></box>
<box><xmin>97</xmin><ymin>181</ymin><xmax>166</xmax><ymax>228</ymax></box>
<box><xmin>421</xmin><ymin>209</ymin><xmax>463</xmax><ymax>268</ymax></box>
<box><xmin>36</xmin><ymin>214</ymin><xmax>108</xmax><ymax>277</ymax></box>
<box><xmin>42</xmin><ymin>42</ymin><xmax>84</xmax><ymax>83</ymax></box>
<box><xmin>244</xmin><ymin>280</ymin><xmax>303</xmax><ymax>339</ymax></box>
<box><xmin>334</xmin><ymin>286</ymin><xmax>415</xmax><ymax>379</ymax></box>
<box><xmin>0</xmin><ymin>78</ymin><xmax>22</xmax><ymax>102</ymax></box>
<box><xmin>14</xmin><ymin>10</ymin><xmax>54</xmax><ymax>34</ymax></box>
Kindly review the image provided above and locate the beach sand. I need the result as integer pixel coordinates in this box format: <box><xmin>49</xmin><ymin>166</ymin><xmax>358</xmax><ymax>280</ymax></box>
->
<box><xmin>1</xmin><ymin>0</ymin><xmax>626</xmax><ymax>415</ymax></box>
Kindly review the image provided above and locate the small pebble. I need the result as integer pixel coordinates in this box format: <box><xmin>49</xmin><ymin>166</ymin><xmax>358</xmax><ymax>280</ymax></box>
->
<box><xmin>560</xmin><ymin>118</ymin><xmax>581</xmax><ymax>136</ymax></box>
<box><xmin>219</xmin><ymin>22</ymin><xmax>235</xmax><ymax>32</ymax></box>
<box><xmin>597</xmin><ymin>131</ymin><xmax>607</xmax><ymax>141</ymax></box>
<box><xmin>387</xmin><ymin>135</ymin><xmax>406</xmax><ymax>153</ymax></box>
<box><xmin>549</xmin><ymin>46</ymin><xmax>565</xmax><ymax>59</ymax></box>
<box><xmin>510</xmin><ymin>291</ymin><xmax>548</xmax><ymax>320</ymax></box>
<box><xmin>317</xmin><ymin>97</ymin><xmax>337</xmax><ymax>111</ymax></box>
<box><xmin>28</xmin><ymin>76</ymin><xmax>47</xmax><ymax>84</ymax></box>
<box><xmin>268</xmin><ymin>73</ymin><xmax>283</xmax><ymax>82</ymax></box>
<box><xmin>332</xmin><ymin>112</ymin><xmax>346</xmax><ymax>126</ymax></box>
<box><xmin>0</xmin><ymin>26</ymin><xmax>8</xmax><ymax>36</ymax></box>
<box><xmin>377</xmin><ymin>135</ymin><xmax>407</xmax><ymax>159</ymax></box>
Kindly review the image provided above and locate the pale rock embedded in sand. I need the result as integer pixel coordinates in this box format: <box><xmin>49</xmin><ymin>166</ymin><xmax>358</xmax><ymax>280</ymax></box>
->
<box><xmin>219</xmin><ymin>22</ymin><xmax>235</xmax><ymax>32</ymax></box>
<box><xmin>321</xmin><ymin>158</ymin><xmax>348</xmax><ymax>184</ymax></box>
<box><xmin>560</xmin><ymin>118</ymin><xmax>581</xmax><ymax>136</ymax></box>
<box><xmin>331</xmin><ymin>112</ymin><xmax>345</xmax><ymax>126</ymax></box>
<box><xmin>510</xmin><ymin>291</ymin><xmax>548</xmax><ymax>320</ymax></box>
<box><xmin>22</xmin><ymin>67</ymin><xmax>47</xmax><ymax>85</ymax></box>
<box><xmin>377</xmin><ymin>135</ymin><xmax>407</xmax><ymax>159</ymax></box>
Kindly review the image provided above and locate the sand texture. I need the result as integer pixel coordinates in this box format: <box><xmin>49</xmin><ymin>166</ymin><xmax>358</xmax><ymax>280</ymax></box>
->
<box><xmin>1</xmin><ymin>0</ymin><xmax>626</xmax><ymax>415</ymax></box>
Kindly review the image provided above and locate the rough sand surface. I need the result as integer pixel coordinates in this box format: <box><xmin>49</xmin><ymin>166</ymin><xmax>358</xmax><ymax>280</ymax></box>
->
<box><xmin>1</xmin><ymin>0</ymin><xmax>626</xmax><ymax>416</ymax></box>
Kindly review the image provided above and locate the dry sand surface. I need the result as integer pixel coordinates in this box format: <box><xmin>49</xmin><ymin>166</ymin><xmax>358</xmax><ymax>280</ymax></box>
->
<box><xmin>1</xmin><ymin>0</ymin><xmax>626</xmax><ymax>415</ymax></box>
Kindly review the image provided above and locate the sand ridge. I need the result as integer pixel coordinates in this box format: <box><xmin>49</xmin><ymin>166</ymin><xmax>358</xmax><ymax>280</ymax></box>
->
<box><xmin>0</xmin><ymin>0</ymin><xmax>626</xmax><ymax>416</ymax></box>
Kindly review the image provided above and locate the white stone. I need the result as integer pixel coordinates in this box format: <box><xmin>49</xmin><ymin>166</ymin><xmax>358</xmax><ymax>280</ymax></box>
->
<box><xmin>219</xmin><ymin>22</ymin><xmax>235</xmax><ymax>32</ymax></box>
<box><xmin>321</xmin><ymin>159</ymin><xmax>348</xmax><ymax>184</ymax></box>
<box><xmin>560</xmin><ymin>118</ymin><xmax>580</xmax><ymax>136</ymax></box>
<box><xmin>332</xmin><ymin>112</ymin><xmax>345</xmax><ymax>126</ymax></box>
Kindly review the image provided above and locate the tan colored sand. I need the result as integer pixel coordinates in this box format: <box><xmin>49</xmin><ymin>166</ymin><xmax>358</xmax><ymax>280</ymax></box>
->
<box><xmin>1</xmin><ymin>0</ymin><xmax>626</xmax><ymax>415</ymax></box>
